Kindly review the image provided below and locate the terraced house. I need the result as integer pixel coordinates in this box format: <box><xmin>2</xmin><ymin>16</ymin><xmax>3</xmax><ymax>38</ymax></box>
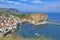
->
<box><xmin>0</xmin><ymin>14</ymin><xmax>20</xmax><ymax>36</ymax></box>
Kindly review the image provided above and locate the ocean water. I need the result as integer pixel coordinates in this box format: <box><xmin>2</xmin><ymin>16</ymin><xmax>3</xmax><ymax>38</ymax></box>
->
<box><xmin>15</xmin><ymin>13</ymin><xmax>60</xmax><ymax>40</ymax></box>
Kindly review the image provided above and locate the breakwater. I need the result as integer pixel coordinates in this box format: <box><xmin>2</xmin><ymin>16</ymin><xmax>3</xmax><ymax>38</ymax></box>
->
<box><xmin>48</xmin><ymin>22</ymin><xmax>60</xmax><ymax>26</ymax></box>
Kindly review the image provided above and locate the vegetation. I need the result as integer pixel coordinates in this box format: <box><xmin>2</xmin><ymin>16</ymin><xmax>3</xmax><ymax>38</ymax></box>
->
<box><xmin>4</xmin><ymin>14</ymin><xmax>10</xmax><ymax>17</ymax></box>
<box><xmin>11</xmin><ymin>14</ymin><xmax>30</xmax><ymax>18</ymax></box>
<box><xmin>0</xmin><ymin>34</ymin><xmax>56</xmax><ymax>40</ymax></box>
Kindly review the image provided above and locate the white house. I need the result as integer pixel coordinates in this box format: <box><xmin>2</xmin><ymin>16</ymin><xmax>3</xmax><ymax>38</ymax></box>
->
<box><xmin>0</xmin><ymin>29</ymin><xmax>4</xmax><ymax>33</ymax></box>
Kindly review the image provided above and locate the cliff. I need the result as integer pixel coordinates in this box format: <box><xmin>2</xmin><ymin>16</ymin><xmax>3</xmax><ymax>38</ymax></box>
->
<box><xmin>30</xmin><ymin>14</ymin><xmax>48</xmax><ymax>21</ymax></box>
<box><xmin>28</xmin><ymin>14</ymin><xmax>48</xmax><ymax>24</ymax></box>
<box><xmin>0</xmin><ymin>8</ymin><xmax>20</xmax><ymax>14</ymax></box>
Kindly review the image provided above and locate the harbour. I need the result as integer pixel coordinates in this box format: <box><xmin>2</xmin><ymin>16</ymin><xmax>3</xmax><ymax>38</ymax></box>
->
<box><xmin>15</xmin><ymin>13</ymin><xmax>60</xmax><ymax>40</ymax></box>
<box><xmin>0</xmin><ymin>13</ymin><xmax>60</xmax><ymax>40</ymax></box>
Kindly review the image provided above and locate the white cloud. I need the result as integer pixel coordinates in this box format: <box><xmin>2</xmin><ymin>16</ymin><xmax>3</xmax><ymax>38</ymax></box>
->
<box><xmin>31</xmin><ymin>0</ymin><xmax>43</xmax><ymax>4</ymax></box>
<box><xmin>0</xmin><ymin>0</ymin><xmax>21</xmax><ymax>5</ymax></box>
<box><xmin>6</xmin><ymin>1</ymin><xmax>28</xmax><ymax>6</ymax></box>
<box><xmin>6</xmin><ymin>1</ymin><xmax>21</xmax><ymax>5</ymax></box>
<box><xmin>0</xmin><ymin>0</ymin><xmax>28</xmax><ymax>7</ymax></box>
<box><xmin>21</xmin><ymin>2</ymin><xmax>60</xmax><ymax>12</ymax></box>
<box><xmin>0</xmin><ymin>0</ymin><xmax>4</xmax><ymax>1</ymax></box>
<box><xmin>6</xmin><ymin>1</ymin><xmax>14</xmax><ymax>3</ymax></box>
<box><xmin>0</xmin><ymin>0</ymin><xmax>60</xmax><ymax>12</ymax></box>
<box><xmin>0</xmin><ymin>0</ymin><xmax>4</xmax><ymax>2</ymax></box>
<box><xmin>19</xmin><ymin>0</ymin><xmax>28</xmax><ymax>1</ymax></box>
<box><xmin>44</xmin><ymin>2</ymin><xmax>60</xmax><ymax>9</ymax></box>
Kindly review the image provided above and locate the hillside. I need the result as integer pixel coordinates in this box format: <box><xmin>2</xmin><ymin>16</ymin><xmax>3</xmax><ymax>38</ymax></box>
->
<box><xmin>0</xmin><ymin>8</ymin><xmax>20</xmax><ymax>14</ymax></box>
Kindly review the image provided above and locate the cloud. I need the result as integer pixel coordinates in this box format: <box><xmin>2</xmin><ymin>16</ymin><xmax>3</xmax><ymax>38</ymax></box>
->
<box><xmin>39</xmin><ymin>2</ymin><xmax>60</xmax><ymax>12</ymax></box>
<box><xmin>0</xmin><ymin>0</ymin><xmax>4</xmax><ymax>1</ymax></box>
<box><xmin>0</xmin><ymin>0</ymin><xmax>23</xmax><ymax>5</ymax></box>
<box><xmin>21</xmin><ymin>2</ymin><xmax>60</xmax><ymax>12</ymax></box>
<box><xmin>0</xmin><ymin>0</ymin><xmax>28</xmax><ymax>7</ymax></box>
<box><xmin>0</xmin><ymin>0</ymin><xmax>21</xmax><ymax>5</ymax></box>
<box><xmin>19</xmin><ymin>0</ymin><xmax>28</xmax><ymax>1</ymax></box>
<box><xmin>0</xmin><ymin>0</ymin><xmax>60</xmax><ymax>12</ymax></box>
<box><xmin>44</xmin><ymin>2</ymin><xmax>60</xmax><ymax>8</ymax></box>
<box><xmin>2</xmin><ymin>0</ymin><xmax>29</xmax><ymax>7</ymax></box>
<box><xmin>6</xmin><ymin>1</ymin><xmax>21</xmax><ymax>5</ymax></box>
<box><xmin>31</xmin><ymin>0</ymin><xmax>43</xmax><ymax>4</ymax></box>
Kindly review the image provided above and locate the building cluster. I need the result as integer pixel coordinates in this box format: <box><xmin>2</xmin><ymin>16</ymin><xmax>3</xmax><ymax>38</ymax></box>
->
<box><xmin>0</xmin><ymin>14</ymin><xmax>20</xmax><ymax>33</ymax></box>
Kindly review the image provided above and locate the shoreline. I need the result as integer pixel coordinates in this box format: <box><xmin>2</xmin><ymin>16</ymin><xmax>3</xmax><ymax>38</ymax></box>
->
<box><xmin>0</xmin><ymin>13</ymin><xmax>60</xmax><ymax>37</ymax></box>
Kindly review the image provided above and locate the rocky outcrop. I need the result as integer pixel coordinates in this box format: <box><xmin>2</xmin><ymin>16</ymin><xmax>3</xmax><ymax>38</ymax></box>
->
<box><xmin>29</xmin><ymin>14</ymin><xmax>48</xmax><ymax>24</ymax></box>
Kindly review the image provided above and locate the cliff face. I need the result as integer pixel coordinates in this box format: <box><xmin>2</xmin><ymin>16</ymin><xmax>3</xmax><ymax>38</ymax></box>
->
<box><xmin>30</xmin><ymin>14</ymin><xmax>48</xmax><ymax>23</ymax></box>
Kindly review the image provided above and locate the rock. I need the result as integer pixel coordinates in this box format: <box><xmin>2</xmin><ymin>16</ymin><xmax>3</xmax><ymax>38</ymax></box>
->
<box><xmin>35</xmin><ymin>33</ymin><xmax>40</xmax><ymax>37</ymax></box>
<box><xmin>30</xmin><ymin>14</ymin><xmax>48</xmax><ymax>24</ymax></box>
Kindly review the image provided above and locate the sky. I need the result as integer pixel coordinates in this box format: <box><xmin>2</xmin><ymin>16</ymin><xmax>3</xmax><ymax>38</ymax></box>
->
<box><xmin>0</xmin><ymin>0</ymin><xmax>60</xmax><ymax>13</ymax></box>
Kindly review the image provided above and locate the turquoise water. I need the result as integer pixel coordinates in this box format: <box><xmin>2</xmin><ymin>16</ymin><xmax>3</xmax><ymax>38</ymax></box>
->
<box><xmin>15</xmin><ymin>13</ymin><xmax>60</xmax><ymax>40</ymax></box>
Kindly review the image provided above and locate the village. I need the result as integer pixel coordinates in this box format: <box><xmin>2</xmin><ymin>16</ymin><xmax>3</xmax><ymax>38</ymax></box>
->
<box><xmin>0</xmin><ymin>14</ymin><xmax>23</xmax><ymax>36</ymax></box>
<box><xmin>0</xmin><ymin>13</ymin><xmax>48</xmax><ymax>37</ymax></box>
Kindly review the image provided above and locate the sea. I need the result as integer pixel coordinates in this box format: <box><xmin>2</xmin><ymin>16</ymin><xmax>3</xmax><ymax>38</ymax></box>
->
<box><xmin>15</xmin><ymin>13</ymin><xmax>60</xmax><ymax>40</ymax></box>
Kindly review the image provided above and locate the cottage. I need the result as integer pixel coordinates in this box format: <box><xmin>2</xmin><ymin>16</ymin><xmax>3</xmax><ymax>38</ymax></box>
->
<box><xmin>0</xmin><ymin>29</ymin><xmax>4</xmax><ymax>33</ymax></box>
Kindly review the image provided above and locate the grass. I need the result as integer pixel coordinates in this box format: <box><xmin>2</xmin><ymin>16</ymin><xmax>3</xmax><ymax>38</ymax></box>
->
<box><xmin>0</xmin><ymin>34</ymin><xmax>56</xmax><ymax>40</ymax></box>
<box><xmin>11</xmin><ymin>14</ymin><xmax>31</xmax><ymax>19</ymax></box>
